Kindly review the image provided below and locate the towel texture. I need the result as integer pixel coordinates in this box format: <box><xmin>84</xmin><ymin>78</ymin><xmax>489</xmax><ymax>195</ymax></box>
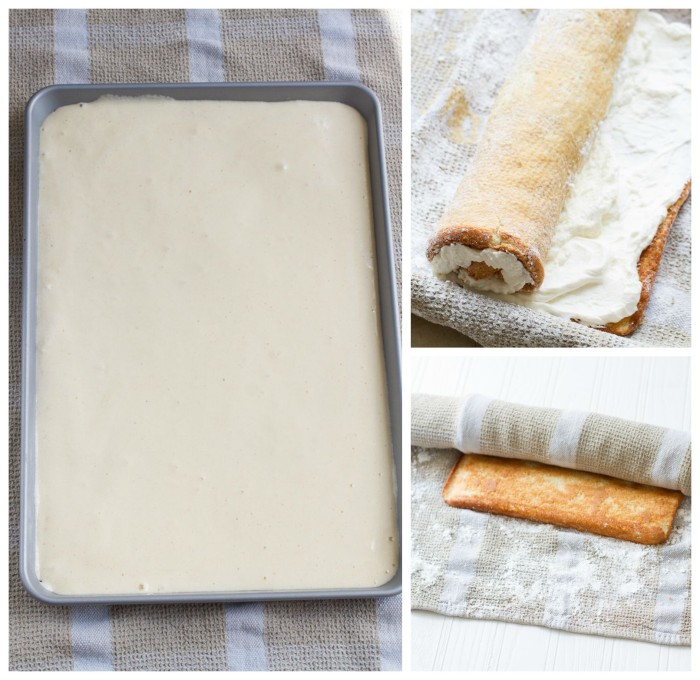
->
<box><xmin>412</xmin><ymin>394</ymin><xmax>691</xmax><ymax>495</ymax></box>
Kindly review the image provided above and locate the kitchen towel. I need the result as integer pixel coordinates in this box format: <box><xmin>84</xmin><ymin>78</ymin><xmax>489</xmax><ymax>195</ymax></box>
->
<box><xmin>411</xmin><ymin>394</ymin><xmax>691</xmax><ymax>644</ymax></box>
<box><xmin>412</xmin><ymin>394</ymin><xmax>691</xmax><ymax>495</ymax></box>
<box><xmin>9</xmin><ymin>8</ymin><xmax>401</xmax><ymax>671</ymax></box>
<box><xmin>411</xmin><ymin>8</ymin><xmax>691</xmax><ymax>347</ymax></box>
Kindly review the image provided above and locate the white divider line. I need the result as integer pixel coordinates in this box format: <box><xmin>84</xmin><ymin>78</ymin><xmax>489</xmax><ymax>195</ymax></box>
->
<box><xmin>54</xmin><ymin>9</ymin><xmax>90</xmax><ymax>84</ymax></box>
<box><xmin>71</xmin><ymin>605</ymin><xmax>114</xmax><ymax>671</ymax></box>
<box><xmin>318</xmin><ymin>9</ymin><xmax>361</xmax><ymax>82</ymax></box>
<box><xmin>186</xmin><ymin>9</ymin><xmax>225</xmax><ymax>83</ymax></box>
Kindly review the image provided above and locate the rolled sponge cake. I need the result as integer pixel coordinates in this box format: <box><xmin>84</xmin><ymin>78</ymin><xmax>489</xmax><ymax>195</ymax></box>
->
<box><xmin>428</xmin><ymin>9</ymin><xmax>637</xmax><ymax>293</ymax></box>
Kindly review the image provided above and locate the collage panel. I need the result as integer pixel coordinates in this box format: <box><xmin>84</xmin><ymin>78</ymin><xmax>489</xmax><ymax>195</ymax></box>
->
<box><xmin>411</xmin><ymin>8</ymin><xmax>690</xmax><ymax>348</ymax></box>
<box><xmin>408</xmin><ymin>6</ymin><xmax>692</xmax><ymax>672</ymax></box>
<box><xmin>9</xmin><ymin>7</ymin><xmax>401</xmax><ymax>672</ymax></box>
<box><xmin>411</xmin><ymin>356</ymin><xmax>691</xmax><ymax>670</ymax></box>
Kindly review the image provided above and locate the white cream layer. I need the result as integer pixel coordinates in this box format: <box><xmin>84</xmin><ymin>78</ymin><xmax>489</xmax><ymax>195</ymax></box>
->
<box><xmin>432</xmin><ymin>11</ymin><xmax>690</xmax><ymax>326</ymax></box>
<box><xmin>430</xmin><ymin>243</ymin><xmax>534</xmax><ymax>293</ymax></box>
<box><xmin>513</xmin><ymin>10</ymin><xmax>690</xmax><ymax>325</ymax></box>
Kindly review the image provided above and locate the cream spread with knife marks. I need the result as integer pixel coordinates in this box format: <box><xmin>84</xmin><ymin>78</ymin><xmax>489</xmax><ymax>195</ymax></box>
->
<box><xmin>512</xmin><ymin>10</ymin><xmax>690</xmax><ymax>325</ymax></box>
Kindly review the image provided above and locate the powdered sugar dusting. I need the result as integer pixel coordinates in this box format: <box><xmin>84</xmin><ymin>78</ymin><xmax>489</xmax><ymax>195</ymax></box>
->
<box><xmin>411</xmin><ymin>8</ymin><xmax>533</xmax><ymax>271</ymax></box>
<box><xmin>412</xmin><ymin>550</ymin><xmax>441</xmax><ymax>587</ymax></box>
<box><xmin>412</xmin><ymin>439</ymin><xmax>691</xmax><ymax>644</ymax></box>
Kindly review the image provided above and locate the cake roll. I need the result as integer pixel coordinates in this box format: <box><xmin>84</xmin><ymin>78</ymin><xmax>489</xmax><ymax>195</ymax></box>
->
<box><xmin>427</xmin><ymin>9</ymin><xmax>637</xmax><ymax>293</ymax></box>
<box><xmin>443</xmin><ymin>454</ymin><xmax>683</xmax><ymax>545</ymax></box>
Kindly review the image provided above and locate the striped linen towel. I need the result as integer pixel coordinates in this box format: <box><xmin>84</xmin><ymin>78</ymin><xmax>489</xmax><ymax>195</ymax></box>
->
<box><xmin>412</xmin><ymin>394</ymin><xmax>691</xmax><ymax>494</ymax></box>
<box><xmin>9</xmin><ymin>8</ymin><xmax>401</xmax><ymax>671</ymax></box>
<box><xmin>411</xmin><ymin>394</ymin><xmax>691</xmax><ymax>644</ymax></box>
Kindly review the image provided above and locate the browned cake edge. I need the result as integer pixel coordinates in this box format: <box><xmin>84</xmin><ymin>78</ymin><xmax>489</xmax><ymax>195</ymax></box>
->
<box><xmin>595</xmin><ymin>181</ymin><xmax>691</xmax><ymax>336</ymax></box>
<box><xmin>442</xmin><ymin>454</ymin><xmax>684</xmax><ymax>545</ymax></box>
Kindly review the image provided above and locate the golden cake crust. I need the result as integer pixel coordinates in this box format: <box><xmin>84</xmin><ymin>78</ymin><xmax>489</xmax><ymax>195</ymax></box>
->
<box><xmin>443</xmin><ymin>453</ymin><xmax>683</xmax><ymax>545</ymax></box>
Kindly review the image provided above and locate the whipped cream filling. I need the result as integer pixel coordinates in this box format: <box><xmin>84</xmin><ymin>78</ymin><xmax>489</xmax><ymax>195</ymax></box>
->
<box><xmin>430</xmin><ymin>243</ymin><xmax>534</xmax><ymax>293</ymax></box>
<box><xmin>431</xmin><ymin>11</ymin><xmax>690</xmax><ymax>327</ymax></box>
<box><xmin>512</xmin><ymin>10</ymin><xmax>690</xmax><ymax>326</ymax></box>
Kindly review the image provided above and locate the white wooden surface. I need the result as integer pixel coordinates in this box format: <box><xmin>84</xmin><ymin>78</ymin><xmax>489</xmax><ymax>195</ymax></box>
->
<box><xmin>411</xmin><ymin>356</ymin><xmax>691</xmax><ymax>672</ymax></box>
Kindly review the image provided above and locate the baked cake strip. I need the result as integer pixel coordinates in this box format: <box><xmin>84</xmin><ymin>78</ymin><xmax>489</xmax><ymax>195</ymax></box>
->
<box><xmin>443</xmin><ymin>453</ymin><xmax>683</xmax><ymax>545</ymax></box>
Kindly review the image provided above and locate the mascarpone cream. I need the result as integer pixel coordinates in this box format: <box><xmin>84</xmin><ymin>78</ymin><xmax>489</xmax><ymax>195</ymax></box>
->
<box><xmin>430</xmin><ymin>243</ymin><xmax>534</xmax><ymax>293</ymax></box>
<box><xmin>512</xmin><ymin>10</ymin><xmax>690</xmax><ymax>326</ymax></box>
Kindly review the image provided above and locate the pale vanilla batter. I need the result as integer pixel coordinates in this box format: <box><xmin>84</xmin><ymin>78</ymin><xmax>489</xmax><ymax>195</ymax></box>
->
<box><xmin>36</xmin><ymin>97</ymin><xmax>398</xmax><ymax>595</ymax></box>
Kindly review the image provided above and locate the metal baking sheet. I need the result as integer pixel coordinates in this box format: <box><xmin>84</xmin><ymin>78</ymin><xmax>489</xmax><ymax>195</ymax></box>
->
<box><xmin>20</xmin><ymin>82</ymin><xmax>402</xmax><ymax>605</ymax></box>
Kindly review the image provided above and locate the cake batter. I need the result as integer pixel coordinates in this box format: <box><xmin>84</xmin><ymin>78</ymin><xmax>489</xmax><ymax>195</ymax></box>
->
<box><xmin>36</xmin><ymin>97</ymin><xmax>398</xmax><ymax>595</ymax></box>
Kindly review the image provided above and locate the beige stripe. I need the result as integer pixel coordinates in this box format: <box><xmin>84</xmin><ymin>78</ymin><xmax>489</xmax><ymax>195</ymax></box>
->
<box><xmin>10</xmin><ymin>7</ymin><xmax>54</xmax><ymax>27</ymax></box>
<box><xmin>110</xmin><ymin>604</ymin><xmax>227</xmax><ymax>671</ymax></box>
<box><xmin>87</xmin><ymin>9</ymin><xmax>190</xmax><ymax>83</ymax></box>
<box><xmin>9</xmin><ymin>11</ymin><xmax>54</xmax><ymax>132</ymax></box>
<box><xmin>220</xmin><ymin>9</ymin><xmax>324</xmax><ymax>82</ymax></box>
<box><xmin>678</xmin><ymin>453</ymin><xmax>691</xmax><ymax>497</ymax></box>
<box><xmin>9</xmin><ymin>9</ymin><xmax>62</xmax><ymax>672</ymax></box>
<box><xmin>264</xmin><ymin>600</ymin><xmax>381</xmax><ymax>671</ymax></box>
<box><xmin>410</xmin><ymin>449</ymin><xmax>462</xmax><ymax>611</ymax></box>
<box><xmin>679</xmin><ymin>567</ymin><xmax>692</xmax><ymax>642</ymax></box>
<box><xmin>576</xmin><ymin>537</ymin><xmax>661</xmax><ymax>642</ymax></box>
<box><xmin>9</xmin><ymin>553</ymin><xmax>73</xmax><ymax>670</ymax></box>
<box><xmin>352</xmin><ymin>9</ymin><xmax>402</xmax><ymax>293</ymax></box>
<box><xmin>89</xmin><ymin>8</ymin><xmax>187</xmax><ymax>25</ymax></box>
<box><xmin>411</xmin><ymin>394</ymin><xmax>460</xmax><ymax>449</ymax></box>
<box><xmin>576</xmin><ymin>414</ymin><xmax>667</xmax><ymax>488</ymax></box>
<box><xmin>469</xmin><ymin>516</ymin><xmax>558</xmax><ymax>621</ymax></box>
<box><xmin>480</xmin><ymin>399</ymin><xmax>559</xmax><ymax>463</ymax></box>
